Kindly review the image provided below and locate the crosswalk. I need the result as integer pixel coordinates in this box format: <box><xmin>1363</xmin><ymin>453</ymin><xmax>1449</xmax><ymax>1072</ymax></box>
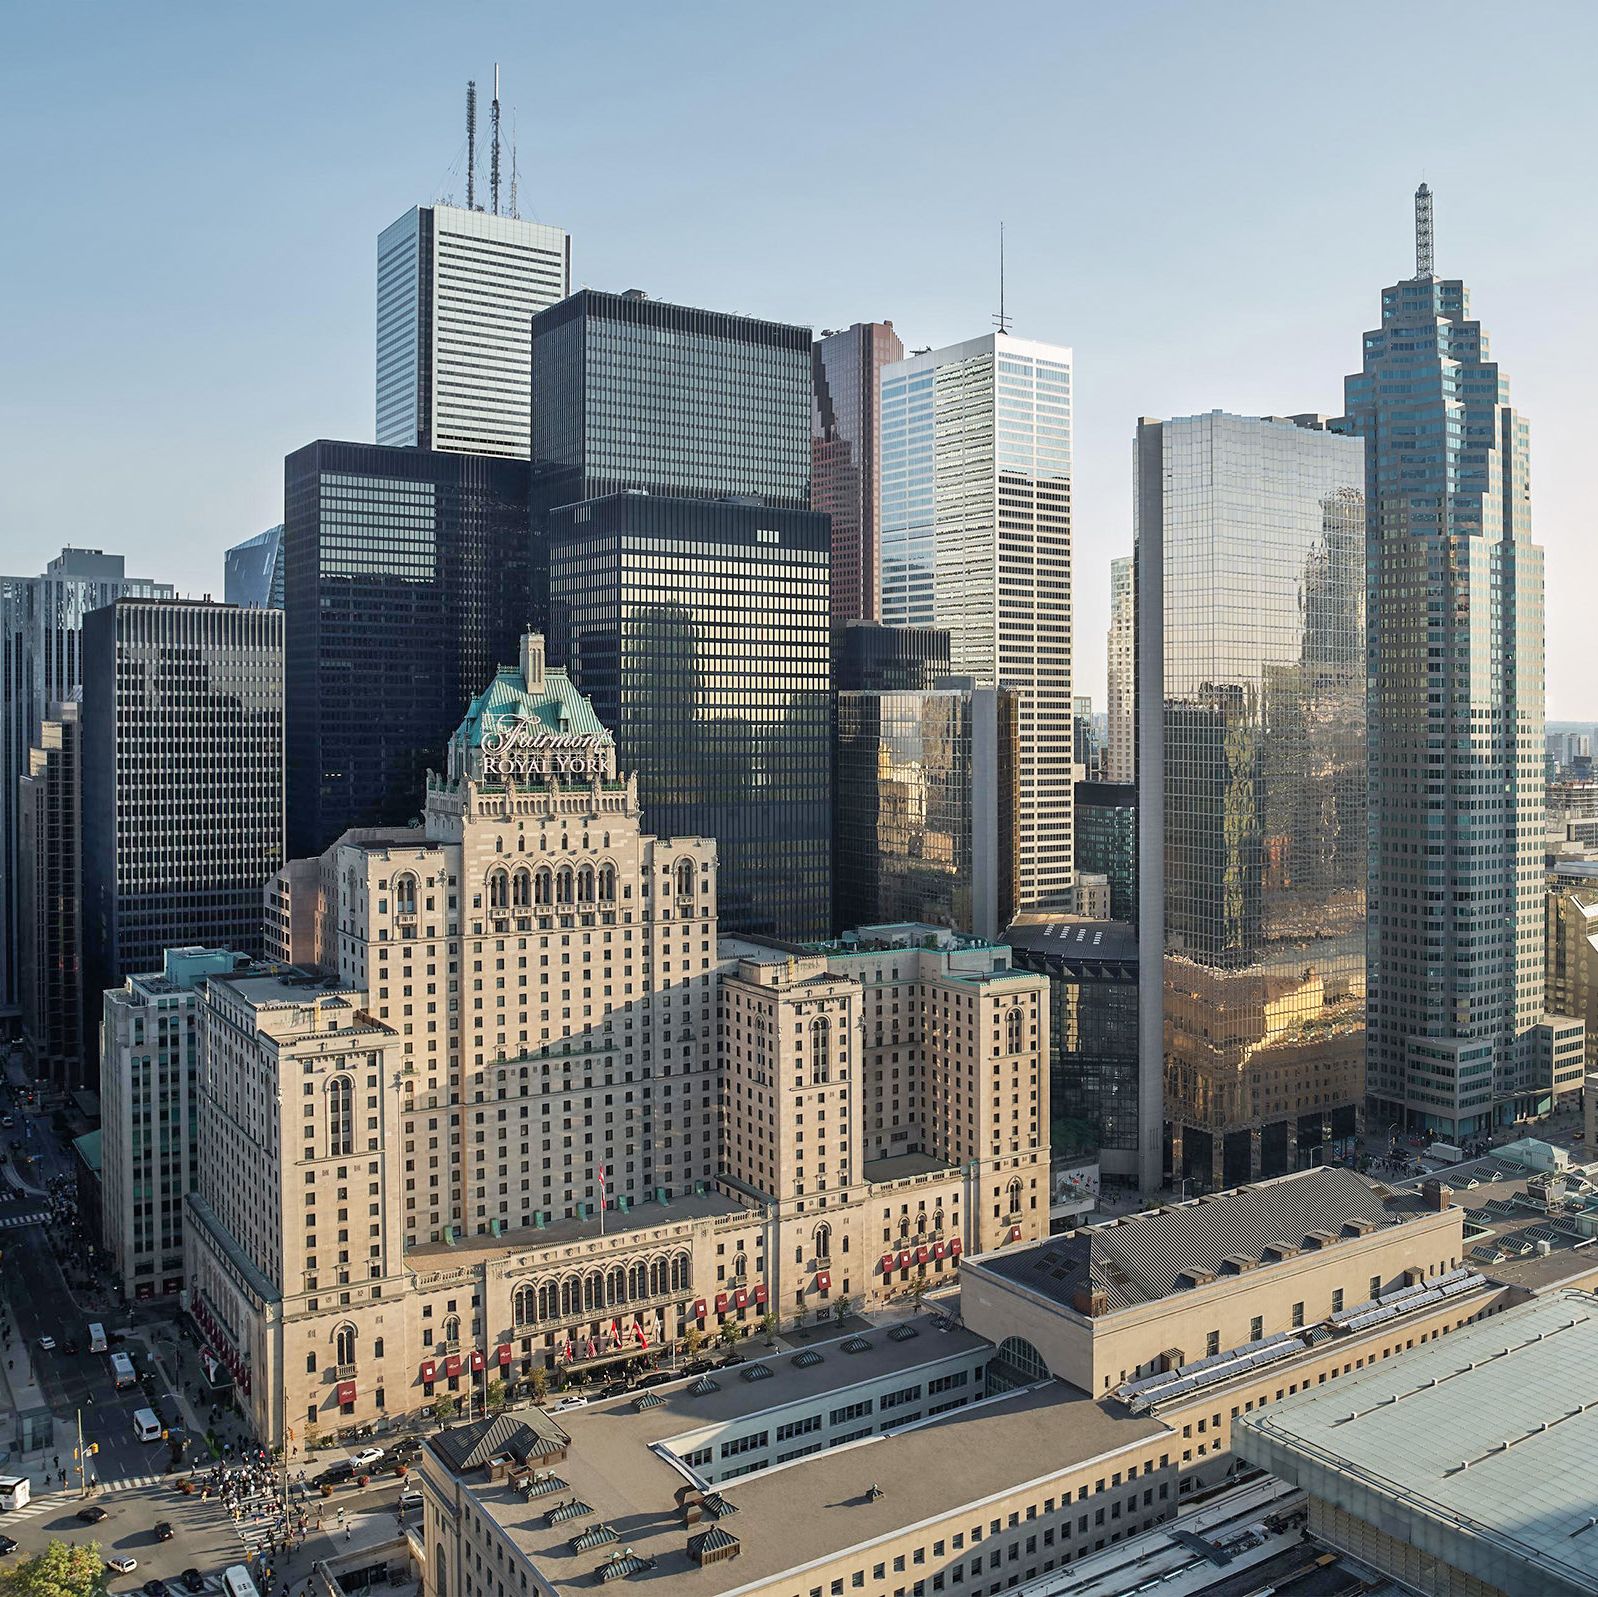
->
<box><xmin>2</xmin><ymin>1472</ymin><xmax>168</xmax><ymax>1518</ymax></box>
<box><xmin>0</xmin><ymin>1209</ymin><xmax>47</xmax><ymax>1228</ymax></box>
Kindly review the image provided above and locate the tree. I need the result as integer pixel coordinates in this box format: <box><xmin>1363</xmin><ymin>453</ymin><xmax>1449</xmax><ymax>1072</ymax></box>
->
<box><xmin>831</xmin><ymin>1294</ymin><xmax>857</xmax><ymax>1325</ymax></box>
<box><xmin>908</xmin><ymin>1275</ymin><xmax>929</xmax><ymax>1307</ymax></box>
<box><xmin>432</xmin><ymin>1394</ymin><xmax>458</xmax><ymax>1425</ymax></box>
<box><xmin>757</xmin><ymin>1311</ymin><xmax>777</xmax><ymax>1343</ymax></box>
<box><xmin>717</xmin><ymin>1322</ymin><xmax>738</xmax><ymax>1349</ymax></box>
<box><xmin>683</xmin><ymin>1325</ymin><xmax>703</xmax><ymax>1358</ymax></box>
<box><xmin>529</xmin><ymin>1367</ymin><xmax>548</xmax><ymax>1404</ymax></box>
<box><xmin>485</xmin><ymin>1378</ymin><xmax>507</xmax><ymax>1414</ymax></box>
<box><xmin>0</xmin><ymin>1538</ymin><xmax>110</xmax><ymax>1597</ymax></box>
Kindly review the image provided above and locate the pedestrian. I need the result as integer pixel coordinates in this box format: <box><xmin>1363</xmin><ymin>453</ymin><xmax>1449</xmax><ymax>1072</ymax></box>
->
<box><xmin>345</xmin><ymin>1527</ymin><xmax>351</xmax><ymax>1542</ymax></box>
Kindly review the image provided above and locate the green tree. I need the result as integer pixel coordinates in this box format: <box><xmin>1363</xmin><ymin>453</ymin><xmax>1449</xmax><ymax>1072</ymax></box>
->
<box><xmin>485</xmin><ymin>1378</ymin><xmax>507</xmax><ymax>1414</ymax></box>
<box><xmin>529</xmin><ymin>1367</ymin><xmax>548</xmax><ymax>1404</ymax></box>
<box><xmin>757</xmin><ymin>1311</ymin><xmax>777</xmax><ymax>1342</ymax></box>
<box><xmin>432</xmin><ymin>1394</ymin><xmax>458</xmax><ymax>1425</ymax></box>
<box><xmin>683</xmin><ymin>1325</ymin><xmax>703</xmax><ymax>1358</ymax></box>
<box><xmin>0</xmin><ymin>1539</ymin><xmax>110</xmax><ymax>1597</ymax></box>
<box><xmin>907</xmin><ymin>1275</ymin><xmax>929</xmax><ymax>1307</ymax></box>
<box><xmin>717</xmin><ymin>1322</ymin><xmax>738</xmax><ymax>1349</ymax></box>
<box><xmin>831</xmin><ymin>1294</ymin><xmax>857</xmax><ymax>1325</ymax></box>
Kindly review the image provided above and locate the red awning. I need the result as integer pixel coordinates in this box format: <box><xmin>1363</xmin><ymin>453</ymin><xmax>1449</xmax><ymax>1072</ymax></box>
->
<box><xmin>916</xmin><ymin>1245</ymin><xmax>930</xmax><ymax>1264</ymax></box>
<box><xmin>496</xmin><ymin>1343</ymin><xmax>513</xmax><ymax>1366</ymax></box>
<box><xmin>753</xmin><ymin>1283</ymin><xmax>767</xmax><ymax>1305</ymax></box>
<box><xmin>443</xmin><ymin>1354</ymin><xmax>462</xmax><ymax>1378</ymax></box>
<box><xmin>881</xmin><ymin>1253</ymin><xmax>896</xmax><ymax>1275</ymax></box>
<box><xmin>897</xmin><ymin>1250</ymin><xmax>910</xmax><ymax>1269</ymax></box>
<box><xmin>932</xmin><ymin>1241</ymin><xmax>946</xmax><ymax>1259</ymax></box>
<box><xmin>1009</xmin><ymin>1224</ymin><xmax>1022</xmax><ymax>1242</ymax></box>
<box><xmin>950</xmin><ymin>1237</ymin><xmax>963</xmax><ymax>1256</ymax></box>
<box><xmin>469</xmin><ymin>1349</ymin><xmax>485</xmax><ymax>1373</ymax></box>
<box><xmin>692</xmin><ymin>1298</ymin><xmax>707</xmax><ymax>1320</ymax></box>
<box><xmin>336</xmin><ymin>1381</ymin><xmax>356</xmax><ymax>1405</ymax></box>
<box><xmin>733</xmin><ymin>1288</ymin><xmax>748</xmax><ymax>1309</ymax></box>
<box><xmin>816</xmin><ymin>1270</ymin><xmax>832</xmax><ymax>1292</ymax></box>
<box><xmin>419</xmin><ymin>1360</ymin><xmax>436</xmax><ymax>1384</ymax></box>
<box><xmin>715</xmin><ymin>1293</ymin><xmax>729</xmax><ymax>1313</ymax></box>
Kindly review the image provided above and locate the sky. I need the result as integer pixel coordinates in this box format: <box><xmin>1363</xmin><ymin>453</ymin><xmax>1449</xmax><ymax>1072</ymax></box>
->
<box><xmin>2</xmin><ymin>0</ymin><xmax>1596</xmax><ymax>716</ymax></box>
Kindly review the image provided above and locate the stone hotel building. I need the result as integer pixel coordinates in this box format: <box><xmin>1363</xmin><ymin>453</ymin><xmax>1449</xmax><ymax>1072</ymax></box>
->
<box><xmin>184</xmin><ymin>635</ymin><xmax>1048</xmax><ymax>1446</ymax></box>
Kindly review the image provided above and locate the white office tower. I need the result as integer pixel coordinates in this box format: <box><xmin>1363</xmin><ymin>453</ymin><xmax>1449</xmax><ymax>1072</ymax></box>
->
<box><xmin>1104</xmin><ymin>555</ymin><xmax>1135</xmax><ymax>783</ymax></box>
<box><xmin>376</xmin><ymin>204</ymin><xmax>571</xmax><ymax>457</ymax></box>
<box><xmin>880</xmin><ymin>333</ymin><xmax>1074</xmax><ymax>910</ymax></box>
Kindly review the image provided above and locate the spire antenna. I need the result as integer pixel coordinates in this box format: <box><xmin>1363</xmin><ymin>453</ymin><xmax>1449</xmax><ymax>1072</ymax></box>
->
<box><xmin>1414</xmin><ymin>182</ymin><xmax>1433</xmax><ymax>279</ymax></box>
<box><xmin>490</xmin><ymin>63</ymin><xmax>502</xmax><ymax>217</ymax></box>
<box><xmin>993</xmin><ymin>222</ymin><xmax>1012</xmax><ymax>335</ymax></box>
<box><xmin>466</xmin><ymin>81</ymin><xmax>477</xmax><ymax>211</ymax></box>
<box><xmin>509</xmin><ymin>112</ymin><xmax>519</xmax><ymax>219</ymax></box>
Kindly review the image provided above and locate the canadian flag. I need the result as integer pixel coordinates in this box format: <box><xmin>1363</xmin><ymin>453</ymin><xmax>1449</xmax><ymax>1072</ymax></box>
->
<box><xmin>596</xmin><ymin>1163</ymin><xmax>606</xmax><ymax>1194</ymax></box>
<box><xmin>634</xmin><ymin>1321</ymin><xmax>649</xmax><ymax>1347</ymax></box>
<box><xmin>586</xmin><ymin>1338</ymin><xmax>598</xmax><ymax>1359</ymax></box>
<box><xmin>562</xmin><ymin>1340</ymin><xmax>574</xmax><ymax>1361</ymax></box>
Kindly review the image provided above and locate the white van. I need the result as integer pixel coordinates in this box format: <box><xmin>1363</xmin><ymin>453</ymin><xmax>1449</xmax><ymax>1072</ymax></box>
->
<box><xmin>109</xmin><ymin>1351</ymin><xmax>137</xmax><ymax>1389</ymax></box>
<box><xmin>0</xmin><ymin>1475</ymin><xmax>30</xmax><ymax>1510</ymax></box>
<box><xmin>222</xmin><ymin>1566</ymin><xmax>258</xmax><ymax>1597</ymax></box>
<box><xmin>132</xmin><ymin>1407</ymin><xmax>162</xmax><ymax>1443</ymax></box>
<box><xmin>87</xmin><ymin>1323</ymin><xmax>107</xmax><ymax>1355</ymax></box>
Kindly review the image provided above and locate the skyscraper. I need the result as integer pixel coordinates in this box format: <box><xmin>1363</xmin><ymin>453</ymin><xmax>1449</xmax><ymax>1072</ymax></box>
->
<box><xmin>547</xmin><ymin>495</ymin><xmax>832</xmax><ymax>940</ymax></box>
<box><xmin>1137</xmin><ymin>412</ymin><xmax>1366</xmax><ymax>1194</ymax></box>
<box><xmin>81</xmin><ymin>599</ymin><xmax>284</xmax><ymax>1024</ymax></box>
<box><xmin>377</xmin><ymin>204</ymin><xmax>571</xmax><ymax>458</ymax></box>
<box><xmin>224</xmin><ymin>525</ymin><xmax>285</xmax><ymax>608</ymax></box>
<box><xmin>0</xmin><ymin>548</ymin><xmax>173</xmax><ymax>1027</ymax></box>
<box><xmin>1105</xmin><ymin>554</ymin><xmax>1135</xmax><ymax>784</ymax></box>
<box><xmin>1344</xmin><ymin>189</ymin><xmax>1547</xmax><ymax>1139</ymax></box>
<box><xmin>812</xmin><ymin>321</ymin><xmax>903</xmax><ymax>621</ymax></box>
<box><xmin>879</xmin><ymin>334</ymin><xmax>1074</xmax><ymax>911</ymax></box>
<box><xmin>283</xmin><ymin>440</ymin><xmax>531</xmax><ymax>858</ymax></box>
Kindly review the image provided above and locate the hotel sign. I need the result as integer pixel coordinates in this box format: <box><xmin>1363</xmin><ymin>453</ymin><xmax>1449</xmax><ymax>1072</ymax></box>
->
<box><xmin>479</xmin><ymin>714</ymin><xmax>612</xmax><ymax>780</ymax></box>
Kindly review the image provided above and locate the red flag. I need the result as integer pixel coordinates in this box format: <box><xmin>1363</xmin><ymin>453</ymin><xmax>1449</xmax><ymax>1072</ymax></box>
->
<box><xmin>596</xmin><ymin>1163</ymin><xmax>606</xmax><ymax>1192</ymax></box>
<box><xmin>634</xmin><ymin>1321</ymin><xmax>649</xmax><ymax>1347</ymax></box>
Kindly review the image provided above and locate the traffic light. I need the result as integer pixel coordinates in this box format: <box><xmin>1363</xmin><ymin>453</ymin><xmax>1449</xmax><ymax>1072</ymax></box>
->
<box><xmin>161</xmin><ymin>1430</ymin><xmax>168</xmax><ymax>1440</ymax></box>
<box><xmin>72</xmin><ymin>1447</ymin><xmax>80</xmax><ymax>1460</ymax></box>
<box><xmin>91</xmin><ymin>1443</ymin><xmax>100</xmax><ymax>1455</ymax></box>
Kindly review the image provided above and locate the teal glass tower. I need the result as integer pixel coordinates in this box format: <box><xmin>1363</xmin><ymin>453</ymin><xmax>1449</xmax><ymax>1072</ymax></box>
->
<box><xmin>1342</xmin><ymin>188</ymin><xmax>1546</xmax><ymax>1139</ymax></box>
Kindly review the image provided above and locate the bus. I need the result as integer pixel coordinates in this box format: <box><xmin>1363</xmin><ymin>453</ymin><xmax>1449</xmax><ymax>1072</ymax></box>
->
<box><xmin>132</xmin><ymin>1407</ymin><xmax>162</xmax><ymax>1443</ymax></box>
<box><xmin>87</xmin><ymin>1323</ymin><xmax>107</xmax><ymax>1354</ymax></box>
<box><xmin>0</xmin><ymin>1476</ymin><xmax>30</xmax><ymax>1510</ymax></box>
<box><xmin>222</xmin><ymin>1567</ymin><xmax>257</xmax><ymax>1597</ymax></box>
<box><xmin>109</xmin><ymin>1351</ymin><xmax>137</xmax><ymax>1389</ymax></box>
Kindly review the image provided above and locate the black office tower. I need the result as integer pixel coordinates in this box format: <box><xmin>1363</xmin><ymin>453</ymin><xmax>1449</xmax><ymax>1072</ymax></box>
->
<box><xmin>283</xmin><ymin>441</ymin><xmax>531</xmax><ymax>858</ymax></box>
<box><xmin>548</xmin><ymin>494</ymin><xmax>831</xmax><ymax>940</ymax></box>
<box><xmin>81</xmin><ymin>599</ymin><xmax>284</xmax><ymax>1023</ymax></box>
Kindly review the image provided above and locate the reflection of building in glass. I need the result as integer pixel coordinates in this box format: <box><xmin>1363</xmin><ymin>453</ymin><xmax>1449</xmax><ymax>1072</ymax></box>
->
<box><xmin>1006</xmin><ymin>921</ymin><xmax>1139</xmax><ymax>1185</ymax></box>
<box><xmin>1342</xmin><ymin>220</ymin><xmax>1550</xmax><ymax>1138</ymax></box>
<box><xmin>283</xmin><ymin>440</ymin><xmax>531</xmax><ymax>859</ymax></box>
<box><xmin>548</xmin><ymin>494</ymin><xmax>831</xmax><ymax>940</ymax></box>
<box><xmin>1074</xmin><ymin>781</ymin><xmax>1137</xmax><ymax>923</ymax></box>
<box><xmin>831</xmin><ymin>620</ymin><xmax>948</xmax><ymax>694</ymax></box>
<box><xmin>835</xmin><ymin>684</ymin><xmax>1016</xmax><ymax>940</ymax></box>
<box><xmin>1137</xmin><ymin>412</ymin><xmax>1365</xmax><ymax>1194</ymax></box>
<box><xmin>879</xmin><ymin>334</ymin><xmax>1074</xmax><ymax>912</ymax></box>
<box><xmin>813</xmin><ymin>322</ymin><xmax>903</xmax><ymax>622</ymax></box>
<box><xmin>1105</xmin><ymin>556</ymin><xmax>1135</xmax><ymax>784</ymax></box>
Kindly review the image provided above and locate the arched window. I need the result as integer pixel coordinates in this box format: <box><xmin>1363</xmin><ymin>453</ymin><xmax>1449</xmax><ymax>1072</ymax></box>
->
<box><xmin>442</xmin><ymin>1315</ymin><xmax>460</xmax><ymax>1347</ymax></box>
<box><xmin>675</xmin><ymin>859</ymin><xmax>695</xmax><ymax>897</ymax></box>
<box><xmin>327</xmin><ymin>1075</ymin><xmax>354</xmax><ymax>1157</ymax></box>
<box><xmin>393</xmin><ymin>873</ymin><xmax>417</xmax><ymax>916</ymax></box>
<box><xmin>513</xmin><ymin>1283</ymin><xmax>536</xmax><ymax>1326</ymax></box>
<box><xmin>810</xmin><ymin>1016</ymin><xmax>831</xmax><ymax>1086</ymax></box>
<box><xmin>335</xmin><ymin>1323</ymin><xmax>357</xmax><ymax>1366</ymax></box>
<box><xmin>814</xmin><ymin>1221</ymin><xmax>832</xmax><ymax>1262</ymax></box>
<box><xmin>576</xmin><ymin>866</ymin><xmax>595</xmax><ymax>901</ymax></box>
<box><xmin>671</xmin><ymin>1251</ymin><xmax>690</xmax><ymax>1292</ymax></box>
<box><xmin>731</xmin><ymin>1250</ymin><xmax>747</xmax><ymax>1282</ymax></box>
<box><xmin>488</xmin><ymin>870</ymin><xmax>509</xmax><ymax>911</ymax></box>
<box><xmin>556</xmin><ymin>867</ymin><xmax>574</xmax><ymax>904</ymax></box>
<box><xmin>607</xmin><ymin>1265</ymin><xmax>626</xmax><ymax>1305</ymax></box>
<box><xmin>584</xmin><ymin>1271</ymin><xmax>603</xmax><ymax>1312</ymax></box>
<box><xmin>650</xmin><ymin>1256</ymin><xmax>668</xmax><ymax>1297</ymax></box>
<box><xmin>1006</xmin><ymin>1177</ymin><xmax>1024</xmax><ymax>1216</ymax></box>
<box><xmin>560</xmin><ymin>1277</ymin><xmax>580</xmax><ymax>1319</ymax></box>
<box><xmin>628</xmin><ymin>1260</ymin><xmax>648</xmax><ymax>1301</ymax></box>
<box><xmin>598</xmin><ymin>864</ymin><xmax>617</xmax><ymax>902</ymax></box>
<box><xmin>932</xmin><ymin>1206</ymin><xmax>945</xmax><ymax>1234</ymax></box>
<box><xmin>435</xmin><ymin>1545</ymin><xmax>448</xmax><ymax>1597</ymax></box>
<box><xmin>1006</xmin><ymin>1007</ymin><xmax>1024</xmax><ymax>1055</ymax></box>
<box><xmin>512</xmin><ymin>870</ymin><xmax>531</xmax><ymax>908</ymax></box>
<box><xmin>537</xmin><ymin>1282</ymin><xmax>556</xmax><ymax>1321</ymax></box>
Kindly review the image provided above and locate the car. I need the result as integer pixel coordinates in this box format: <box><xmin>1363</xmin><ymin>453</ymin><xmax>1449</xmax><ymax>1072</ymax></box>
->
<box><xmin>317</xmin><ymin>1463</ymin><xmax>354</xmax><ymax>1487</ymax></box>
<box><xmin>179</xmin><ymin>1571</ymin><xmax>205</xmax><ymax>1594</ymax></box>
<box><xmin>715</xmin><ymin>1352</ymin><xmax>746</xmax><ymax>1368</ymax></box>
<box><xmin>682</xmin><ymin>1359</ymin><xmax>716</xmax><ymax>1377</ymax></box>
<box><xmin>390</xmin><ymin>1438</ymin><xmax>424</xmax><ymax>1463</ymax></box>
<box><xmin>76</xmin><ymin>1505</ymin><xmax>108</xmax><ymax>1523</ymax></box>
<box><xmin>599</xmin><ymin>1380</ymin><xmax>632</xmax><ymax>1398</ymax></box>
<box><xmin>143</xmin><ymin>1580</ymin><xmax>171</xmax><ymax>1597</ymax></box>
<box><xmin>153</xmin><ymin>1522</ymin><xmax>174</xmax><ymax>1542</ymax></box>
<box><xmin>0</xmin><ymin>1536</ymin><xmax>18</xmax><ymax>1556</ymax></box>
<box><xmin>37</xmin><ymin>1335</ymin><xmax>55</xmax><ymax>1352</ymax></box>
<box><xmin>63</xmin><ymin>1339</ymin><xmax>80</xmax><ymax>1355</ymax></box>
<box><xmin>551</xmin><ymin>1395</ymin><xmax>589</xmax><ymax>1412</ymax></box>
<box><xmin>0</xmin><ymin>1115</ymin><xmax>12</xmax><ymax>1128</ymax></box>
<box><xmin>107</xmin><ymin>1558</ymin><xmax>138</xmax><ymax>1575</ymax></box>
<box><xmin>348</xmin><ymin>1446</ymin><xmax>385</xmax><ymax>1471</ymax></box>
<box><xmin>635</xmin><ymin>1370</ymin><xmax>675</xmax><ymax>1389</ymax></box>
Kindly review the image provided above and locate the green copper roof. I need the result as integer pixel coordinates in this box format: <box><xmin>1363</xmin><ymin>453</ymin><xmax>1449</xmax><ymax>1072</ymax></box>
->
<box><xmin>454</xmin><ymin>664</ymin><xmax>609</xmax><ymax>749</ymax></box>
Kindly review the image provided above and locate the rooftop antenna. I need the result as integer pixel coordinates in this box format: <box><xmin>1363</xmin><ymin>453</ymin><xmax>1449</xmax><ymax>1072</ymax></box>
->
<box><xmin>491</xmin><ymin>63</ymin><xmax>502</xmax><ymax>217</ymax></box>
<box><xmin>509</xmin><ymin>112</ymin><xmax>519</xmax><ymax>219</ymax></box>
<box><xmin>465</xmin><ymin>81</ymin><xmax>478</xmax><ymax>211</ymax></box>
<box><xmin>1414</xmin><ymin>182</ymin><xmax>1433</xmax><ymax>279</ymax></box>
<box><xmin>993</xmin><ymin>222</ymin><xmax>1012</xmax><ymax>335</ymax></box>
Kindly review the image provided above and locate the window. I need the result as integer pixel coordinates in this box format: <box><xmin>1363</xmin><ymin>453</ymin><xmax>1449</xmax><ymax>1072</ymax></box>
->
<box><xmin>814</xmin><ymin>1221</ymin><xmax>832</xmax><ymax>1261</ymax></box>
<box><xmin>1291</xmin><ymin>1302</ymin><xmax>1305</xmax><ymax>1329</ymax></box>
<box><xmin>810</xmin><ymin>1017</ymin><xmax>831</xmax><ymax>1085</ymax></box>
<box><xmin>1332</xmin><ymin>1288</ymin><xmax>1344</xmax><ymax>1313</ymax></box>
<box><xmin>1205</xmin><ymin>1331</ymin><xmax>1220</xmax><ymax>1358</ymax></box>
<box><xmin>328</xmin><ymin>1076</ymin><xmax>354</xmax><ymax>1157</ymax></box>
<box><xmin>335</xmin><ymin>1323</ymin><xmax>357</xmax><ymax>1366</ymax></box>
<box><xmin>1249</xmin><ymin>1316</ymin><xmax>1262</xmax><ymax>1342</ymax></box>
<box><xmin>513</xmin><ymin>1283</ymin><xmax>537</xmax><ymax>1326</ymax></box>
<box><xmin>1005</xmin><ymin>1008</ymin><xmax>1024</xmax><ymax>1054</ymax></box>
<box><xmin>1006</xmin><ymin>1177</ymin><xmax>1024</xmax><ymax>1216</ymax></box>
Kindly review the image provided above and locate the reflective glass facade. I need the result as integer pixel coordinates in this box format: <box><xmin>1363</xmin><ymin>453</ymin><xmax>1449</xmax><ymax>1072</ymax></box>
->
<box><xmin>812</xmin><ymin>322</ymin><xmax>903</xmax><ymax>620</ymax></box>
<box><xmin>1074</xmin><ymin>780</ymin><xmax>1137</xmax><ymax>923</ymax></box>
<box><xmin>1137</xmin><ymin>413</ymin><xmax>1366</xmax><ymax>1193</ymax></box>
<box><xmin>548</xmin><ymin>495</ymin><xmax>831</xmax><ymax>940</ymax></box>
<box><xmin>530</xmin><ymin>291</ymin><xmax>811</xmax><ymax>510</ymax></box>
<box><xmin>224</xmin><ymin>525</ymin><xmax>285</xmax><ymax>608</ymax></box>
<box><xmin>834</xmin><ymin>687</ymin><xmax>1015</xmax><ymax>940</ymax></box>
<box><xmin>879</xmin><ymin>334</ymin><xmax>1074</xmax><ymax>910</ymax></box>
<box><xmin>1343</xmin><ymin>265</ymin><xmax>1546</xmax><ymax>1137</ymax></box>
<box><xmin>830</xmin><ymin>620</ymin><xmax>949</xmax><ymax>693</ymax></box>
<box><xmin>283</xmin><ymin>440</ymin><xmax>531</xmax><ymax>857</ymax></box>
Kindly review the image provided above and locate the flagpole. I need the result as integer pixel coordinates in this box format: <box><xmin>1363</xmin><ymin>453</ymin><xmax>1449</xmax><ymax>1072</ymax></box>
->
<box><xmin>597</xmin><ymin>1162</ymin><xmax>605</xmax><ymax>1237</ymax></box>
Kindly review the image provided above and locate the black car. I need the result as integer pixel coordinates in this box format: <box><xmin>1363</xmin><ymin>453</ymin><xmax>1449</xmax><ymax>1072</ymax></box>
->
<box><xmin>317</xmin><ymin>1463</ymin><xmax>355</xmax><ymax>1487</ymax></box>
<box><xmin>716</xmin><ymin>1353</ymin><xmax>746</xmax><ymax>1368</ymax></box>
<box><xmin>599</xmin><ymin>1380</ymin><xmax>632</xmax><ymax>1398</ymax></box>
<box><xmin>77</xmin><ymin>1506</ymin><xmax>108</xmax><ymax>1523</ymax></box>
<box><xmin>635</xmin><ymin>1370</ymin><xmax>675</xmax><ymax>1389</ymax></box>
<box><xmin>0</xmin><ymin>1535</ymin><xmax>18</xmax><ymax>1556</ymax></box>
<box><xmin>154</xmin><ymin>1522</ymin><xmax>174</xmax><ymax>1542</ymax></box>
<box><xmin>389</xmin><ymin>1439</ymin><xmax>423</xmax><ymax>1465</ymax></box>
<box><xmin>143</xmin><ymin>1580</ymin><xmax>172</xmax><ymax>1597</ymax></box>
<box><xmin>682</xmin><ymin>1358</ymin><xmax>716</xmax><ymax>1377</ymax></box>
<box><xmin>63</xmin><ymin>1339</ymin><xmax>80</xmax><ymax>1355</ymax></box>
<box><xmin>180</xmin><ymin>1572</ymin><xmax>205</xmax><ymax>1594</ymax></box>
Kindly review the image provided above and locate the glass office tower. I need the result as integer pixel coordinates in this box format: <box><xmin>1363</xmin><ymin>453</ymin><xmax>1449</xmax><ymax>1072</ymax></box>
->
<box><xmin>1137</xmin><ymin>412</ymin><xmax>1366</xmax><ymax>1194</ymax></box>
<box><xmin>1343</xmin><ymin>201</ymin><xmax>1547</xmax><ymax>1137</ymax></box>
<box><xmin>224</xmin><ymin>525</ymin><xmax>285</xmax><ymax>608</ymax></box>
<box><xmin>283</xmin><ymin>440</ymin><xmax>531</xmax><ymax>858</ymax></box>
<box><xmin>879</xmin><ymin>334</ymin><xmax>1074</xmax><ymax>911</ymax></box>
<box><xmin>812</xmin><ymin>321</ymin><xmax>903</xmax><ymax>621</ymax></box>
<box><xmin>547</xmin><ymin>494</ymin><xmax>831</xmax><ymax>940</ymax></box>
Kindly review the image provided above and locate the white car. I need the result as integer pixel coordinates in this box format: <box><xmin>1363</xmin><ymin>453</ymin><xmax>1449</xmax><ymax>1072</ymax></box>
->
<box><xmin>348</xmin><ymin>1446</ymin><xmax>385</xmax><ymax>1471</ymax></box>
<box><xmin>106</xmin><ymin>1558</ymin><xmax>138</xmax><ymax>1575</ymax></box>
<box><xmin>552</xmin><ymin>1396</ymin><xmax>589</xmax><ymax>1413</ymax></box>
<box><xmin>36</xmin><ymin>1335</ymin><xmax>55</xmax><ymax>1352</ymax></box>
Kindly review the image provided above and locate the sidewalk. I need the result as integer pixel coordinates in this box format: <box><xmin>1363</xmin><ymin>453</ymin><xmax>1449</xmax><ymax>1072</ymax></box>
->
<box><xmin>0</xmin><ymin>1303</ymin><xmax>75</xmax><ymax>1489</ymax></box>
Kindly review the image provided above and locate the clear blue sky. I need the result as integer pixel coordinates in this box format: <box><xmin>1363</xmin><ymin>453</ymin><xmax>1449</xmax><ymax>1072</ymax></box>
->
<box><xmin>3</xmin><ymin>0</ymin><xmax>1594</xmax><ymax>715</ymax></box>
